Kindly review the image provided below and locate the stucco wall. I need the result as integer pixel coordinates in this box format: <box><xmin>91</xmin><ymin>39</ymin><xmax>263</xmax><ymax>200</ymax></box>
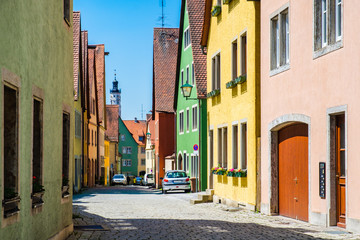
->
<box><xmin>261</xmin><ymin>0</ymin><xmax>360</xmax><ymax>231</ymax></box>
<box><xmin>0</xmin><ymin>0</ymin><xmax>74</xmax><ymax>238</ymax></box>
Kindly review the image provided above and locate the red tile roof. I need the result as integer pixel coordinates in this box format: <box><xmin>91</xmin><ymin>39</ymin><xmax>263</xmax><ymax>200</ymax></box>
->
<box><xmin>73</xmin><ymin>12</ymin><xmax>80</xmax><ymax>101</ymax></box>
<box><xmin>188</xmin><ymin>0</ymin><xmax>207</xmax><ymax>98</ymax></box>
<box><xmin>106</xmin><ymin>105</ymin><xmax>119</xmax><ymax>142</ymax></box>
<box><xmin>200</xmin><ymin>0</ymin><xmax>212</xmax><ymax>47</ymax></box>
<box><xmin>123</xmin><ymin>120</ymin><xmax>147</xmax><ymax>146</ymax></box>
<box><xmin>153</xmin><ymin>28</ymin><xmax>179</xmax><ymax>113</ymax></box>
<box><xmin>94</xmin><ymin>44</ymin><xmax>106</xmax><ymax>127</ymax></box>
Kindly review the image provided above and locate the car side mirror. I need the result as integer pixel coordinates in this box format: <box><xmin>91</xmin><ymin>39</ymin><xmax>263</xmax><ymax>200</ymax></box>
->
<box><xmin>160</xmin><ymin>177</ymin><xmax>163</xmax><ymax>180</ymax></box>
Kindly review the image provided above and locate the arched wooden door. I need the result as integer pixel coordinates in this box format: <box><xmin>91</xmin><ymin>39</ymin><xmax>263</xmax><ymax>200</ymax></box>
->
<box><xmin>278</xmin><ymin>123</ymin><xmax>309</xmax><ymax>221</ymax></box>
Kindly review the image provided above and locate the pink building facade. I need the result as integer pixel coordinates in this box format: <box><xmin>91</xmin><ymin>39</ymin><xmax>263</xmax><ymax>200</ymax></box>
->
<box><xmin>261</xmin><ymin>0</ymin><xmax>360</xmax><ymax>233</ymax></box>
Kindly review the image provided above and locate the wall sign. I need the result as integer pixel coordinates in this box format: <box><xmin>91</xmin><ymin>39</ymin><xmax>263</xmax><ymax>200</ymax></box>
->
<box><xmin>319</xmin><ymin>162</ymin><xmax>326</xmax><ymax>199</ymax></box>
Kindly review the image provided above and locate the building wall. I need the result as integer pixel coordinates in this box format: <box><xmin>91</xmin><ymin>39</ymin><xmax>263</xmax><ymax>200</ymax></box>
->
<box><xmin>118</xmin><ymin>119</ymin><xmax>138</xmax><ymax>176</ymax></box>
<box><xmin>109</xmin><ymin>141</ymin><xmax>118</xmax><ymax>176</ymax></box>
<box><xmin>0</xmin><ymin>0</ymin><xmax>74</xmax><ymax>239</ymax></box>
<box><xmin>155</xmin><ymin>112</ymin><xmax>175</xmax><ymax>187</ymax></box>
<box><xmin>260</xmin><ymin>0</ymin><xmax>360</xmax><ymax>232</ymax></box>
<box><xmin>206</xmin><ymin>0</ymin><xmax>260</xmax><ymax>208</ymax></box>
<box><xmin>137</xmin><ymin>145</ymin><xmax>146</xmax><ymax>175</ymax></box>
<box><xmin>104</xmin><ymin>140</ymin><xmax>110</xmax><ymax>186</ymax></box>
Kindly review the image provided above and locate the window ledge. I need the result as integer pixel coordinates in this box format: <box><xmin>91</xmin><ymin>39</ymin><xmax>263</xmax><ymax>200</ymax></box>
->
<box><xmin>270</xmin><ymin>64</ymin><xmax>290</xmax><ymax>77</ymax></box>
<box><xmin>313</xmin><ymin>40</ymin><xmax>343</xmax><ymax>59</ymax></box>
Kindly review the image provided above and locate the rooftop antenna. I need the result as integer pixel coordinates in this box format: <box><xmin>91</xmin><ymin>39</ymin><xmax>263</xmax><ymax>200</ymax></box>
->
<box><xmin>159</xmin><ymin>0</ymin><xmax>166</xmax><ymax>31</ymax></box>
<box><xmin>141</xmin><ymin>104</ymin><xmax>144</xmax><ymax>120</ymax></box>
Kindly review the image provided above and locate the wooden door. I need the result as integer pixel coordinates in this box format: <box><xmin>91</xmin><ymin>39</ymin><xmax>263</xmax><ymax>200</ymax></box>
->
<box><xmin>278</xmin><ymin>124</ymin><xmax>309</xmax><ymax>221</ymax></box>
<box><xmin>336</xmin><ymin>114</ymin><xmax>346</xmax><ymax>228</ymax></box>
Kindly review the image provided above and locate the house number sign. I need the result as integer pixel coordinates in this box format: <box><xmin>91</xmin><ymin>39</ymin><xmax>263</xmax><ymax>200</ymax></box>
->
<box><xmin>319</xmin><ymin>162</ymin><xmax>326</xmax><ymax>199</ymax></box>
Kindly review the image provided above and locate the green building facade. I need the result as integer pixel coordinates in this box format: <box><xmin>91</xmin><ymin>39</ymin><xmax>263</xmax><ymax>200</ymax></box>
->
<box><xmin>0</xmin><ymin>0</ymin><xmax>74</xmax><ymax>239</ymax></box>
<box><xmin>174</xmin><ymin>0</ymin><xmax>207</xmax><ymax>191</ymax></box>
<box><xmin>118</xmin><ymin>119</ymin><xmax>138</xmax><ymax>176</ymax></box>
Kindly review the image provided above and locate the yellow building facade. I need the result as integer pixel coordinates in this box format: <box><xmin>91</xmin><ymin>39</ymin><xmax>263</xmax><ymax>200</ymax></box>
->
<box><xmin>137</xmin><ymin>145</ymin><xmax>146</xmax><ymax>176</ymax></box>
<box><xmin>104</xmin><ymin>139</ymin><xmax>110</xmax><ymax>186</ymax></box>
<box><xmin>203</xmin><ymin>0</ymin><xmax>260</xmax><ymax>210</ymax></box>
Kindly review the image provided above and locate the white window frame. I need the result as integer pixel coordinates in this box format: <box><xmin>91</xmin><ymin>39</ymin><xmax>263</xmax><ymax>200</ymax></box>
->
<box><xmin>186</xmin><ymin>65</ymin><xmax>189</xmax><ymax>84</ymax></box>
<box><xmin>184</xmin><ymin>27</ymin><xmax>191</xmax><ymax>50</ymax></box>
<box><xmin>120</xmin><ymin>134</ymin><xmax>125</xmax><ymax>141</ymax></box>
<box><xmin>181</xmin><ymin>70</ymin><xmax>184</xmax><ymax>88</ymax></box>
<box><xmin>321</xmin><ymin>0</ymin><xmax>328</xmax><ymax>47</ymax></box>
<box><xmin>186</xmin><ymin>107</ymin><xmax>190</xmax><ymax>133</ymax></box>
<box><xmin>192</xmin><ymin>104</ymin><xmax>198</xmax><ymax>132</ymax></box>
<box><xmin>240</xmin><ymin>121</ymin><xmax>247</xmax><ymax>170</ymax></box>
<box><xmin>240</xmin><ymin>31</ymin><xmax>247</xmax><ymax>76</ymax></box>
<box><xmin>211</xmin><ymin>50</ymin><xmax>221</xmax><ymax>91</ymax></box>
<box><xmin>191</xmin><ymin>62</ymin><xmax>194</xmax><ymax>85</ymax></box>
<box><xmin>335</xmin><ymin>0</ymin><xmax>342</xmax><ymax>41</ymax></box>
<box><xmin>232</xmin><ymin>122</ymin><xmax>239</xmax><ymax>170</ymax></box>
<box><xmin>179</xmin><ymin>110</ymin><xmax>184</xmax><ymax>134</ymax></box>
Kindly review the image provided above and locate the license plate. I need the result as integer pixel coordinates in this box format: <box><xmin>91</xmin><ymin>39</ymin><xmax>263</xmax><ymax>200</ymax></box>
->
<box><xmin>174</xmin><ymin>181</ymin><xmax>181</xmax><ymax>183</ymax></box>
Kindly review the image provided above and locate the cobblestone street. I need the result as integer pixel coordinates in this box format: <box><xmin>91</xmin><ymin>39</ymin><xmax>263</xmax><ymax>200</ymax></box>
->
<box><xmin>68</xmin><ymin>186</ymin><xmax>360</xmax><ymax>240</ymax></box>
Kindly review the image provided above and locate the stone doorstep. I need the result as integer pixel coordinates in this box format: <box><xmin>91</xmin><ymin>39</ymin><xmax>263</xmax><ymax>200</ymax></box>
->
<box><xmin>190</xmin><ymin>189</ymin><xmax>215</xmax><ymax>205</ymax></box>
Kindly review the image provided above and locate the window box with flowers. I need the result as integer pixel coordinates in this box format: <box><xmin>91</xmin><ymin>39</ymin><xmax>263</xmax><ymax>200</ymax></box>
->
<box><xmin>32</xmin><ymin>176</ymin><xmax>45</xmax><ymax>208</ymax></box>
<box><xmin>211</xmin><ymin>6</ymin><xmax>221</xmax><ymax>17</ymax></box>
<box><xmin>2</xmin><ymin>187</ymin><xmax>20</xmax><ymax>218</ymax></box>
<box><xmin>235</xmin><ymin>169</ymin><xmax>247</xmax><ymax>177</ymax></box>
<box><xmin>207</xmin><ymin>89</ymin><xmax>220</xmax><ymax>98</ymax></box>
<box><xmin>223</xmin><ymin>0</ymin><xmax>232</xmax><ymax>4</ymax></box>
<box><xmin>226</xmin><ymin>168</ymin><xmax>236</xmax><ymax>177</ymax></box>
<box><xmin>62</xmin><ymin>175</ymin><xmax>70</xmax><ymax>198</ymax></box>
<box><xmin>234</xmin><ymin>74</ymin><xmax>247</xmax><ymax>84</ymax></box>
<box><xmin>211</xmin><ymin>166</ymin><xmax>227</xmax><ymax>175</ymax></box>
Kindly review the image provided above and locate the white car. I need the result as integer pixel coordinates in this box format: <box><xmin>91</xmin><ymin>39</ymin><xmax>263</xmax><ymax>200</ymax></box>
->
<box><xmin>111</xmin><ymin>174</ymin><xmax>127</xmax><ymax>185</ymax></box>
<box><xmin>143</xmin><ymin>173</ymin><xmax>154</xmax><ymax>186</ymax></box>
<box><xmin>161</xmin><ymin>170</ymin><xmax>190</xmax><ymax>193</ymax></box>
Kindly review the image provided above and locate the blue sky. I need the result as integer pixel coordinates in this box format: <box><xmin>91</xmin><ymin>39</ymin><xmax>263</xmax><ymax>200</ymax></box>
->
<box><xmin>74</xmin><ymin>0</ymin><xmax>181</xmax><ymax>120</ymax></box>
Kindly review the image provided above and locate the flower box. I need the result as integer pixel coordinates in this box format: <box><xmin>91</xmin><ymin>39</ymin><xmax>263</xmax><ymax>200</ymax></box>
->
<box><xmin>211</xmin><ymin>6</ymin><xmax>221</xmax><ymax>17</ymax></box>
<box><xmin>235</xmin><ymin>170</ymin><xmax>247</xmax><ymax>177</ymax></box>
<box><xmin>31</xmin><ymin>191</ymin><xmax>44</xmax><ymax>208</ymax></box>
<box><xmin>62</xmin><ymin>185</ymin><xmax>70</xmax><ymax>198</ymax></box>
<box><xmin>227</xmin><ymin>172</ymin><xmax>235</xmax><ymax>177</ymax></box>
<box><xmin>2</xmin><ymin>196</ymin><xmax>21</xmax><ymax>218</ymax></box>
<box><xmin>234</xmin><ymin>74</ymin><xmax>247</xmax><ymax>84</ymax></box>
<box><xmin>207</xmin><ymin>89</ymin><xmax>220</xmax><ymax>98</ymax></box>
<box><xmin>226</xmin><ymin>80</ymin><xmax>237</xmax><ymax>89</ymax></box>
<box><xmin>223</xmin><ymin>0</ymin><xmax>232</xmax><ymax>4</ymax></box>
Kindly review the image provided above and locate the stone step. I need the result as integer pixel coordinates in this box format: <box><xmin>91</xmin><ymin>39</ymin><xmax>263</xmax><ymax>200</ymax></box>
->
<box><xmin>190</xmin><ymin>199</ymin><xmax>203</xmax><ymax>205</ymax></box>
<box><xmin>198</xmin><ymin>194</ymin><xmax>212</xmax><ymax>202</ymax></box>
<box><xmin>206</xmin><ymin>189</ymin><xmax>214</xmax><ymax>196</ymax></box>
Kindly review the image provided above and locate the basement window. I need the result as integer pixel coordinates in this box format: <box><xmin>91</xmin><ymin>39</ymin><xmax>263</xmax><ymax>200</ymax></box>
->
<box><xmin>3</xmin><ymin>85</ymin><xmax>20</xmax><ymax>218</ymax></box>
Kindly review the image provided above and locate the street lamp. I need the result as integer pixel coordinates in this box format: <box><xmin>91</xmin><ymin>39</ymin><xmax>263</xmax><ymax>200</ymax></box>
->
<box><xmin>180</xmin><ymin>83</ymin><xmax>197</xmax><ymax>100</ymax></box>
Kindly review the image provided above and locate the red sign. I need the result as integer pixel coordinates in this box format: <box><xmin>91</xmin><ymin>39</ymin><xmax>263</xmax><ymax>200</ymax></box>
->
<box><xmin>193</xmin><ymin>144</ymin><xmax>199</xmax><ymax>151</ymax></box>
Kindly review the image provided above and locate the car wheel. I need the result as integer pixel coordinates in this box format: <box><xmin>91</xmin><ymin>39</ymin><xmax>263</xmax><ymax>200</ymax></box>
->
<box><xmin>185</xmin><ymin>189</ymin><xmax>190</xmax><ymax>193</ymax></box>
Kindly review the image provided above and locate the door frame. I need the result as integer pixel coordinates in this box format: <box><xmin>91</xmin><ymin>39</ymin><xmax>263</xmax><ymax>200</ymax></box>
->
<box><xmin>326</xmin><ymin>105</ymin><xmax>347</xmax><ymax>227</ymax></box>
<box><xmin>267</xmin><ymin>114</ymin><xmax>311</xmax><ymax>220</ymax></box>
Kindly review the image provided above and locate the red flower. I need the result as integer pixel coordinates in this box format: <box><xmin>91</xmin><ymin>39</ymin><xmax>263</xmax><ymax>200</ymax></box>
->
<box><xmin>33</xmin><ymin>176</ymin><xmax>36</xmax><ymax>179</ymax></box>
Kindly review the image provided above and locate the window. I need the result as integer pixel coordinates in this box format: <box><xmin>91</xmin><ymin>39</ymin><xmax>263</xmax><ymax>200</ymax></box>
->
<box><xmin>218</xmin><ymin>128</ymin><xmax>222</xmax><ymax>167</ymax></box>
<box><xmin>314</xmin><ymin>0</ymin><xmax>342</xmax><ymax>52</ymax></box>
<box><xmin>122</xmin><ymin>147</ymin><xmax>132</xmax><ymax>154</ymax></box>
<box><xmin>186</xmin><ymin>108</ymin><xmax>190</xmax><ymax>132</ymax></box>
<box><xmin>184</xmin><ymin>27</ymin><xmax>191</xmax><ymax>49</ymax></box>
<box><xmin>192</xmin><ymin>106</ymin><xmax>198</xmax><ymax>131</ymax></box>
<box><xmin>62</xmin><ymin>113</ymin><xmax>70</xmax><ymax>187</ymax></box>
<box><xmin>3</xmin><ymin>85</ymin><xmax>19</xmax><ymax>202</ymax></box>
<box><xmin>191</xmin><ymin>155</ymin><xmax>199</xmax><ymax>178</ymax></box>
<box><xmin>92</xmin><ymin>130</ymin><xmax>93</xmax><ymax>146</ymax></box>
<box><xmin>139</xmin><ymin>136</ymin><xmax>144</xmax><ymax>142</ymax></box>
<box><xmin>223</xmin><ymin>127</ymin><xmax>228</xmax><ymax>169</ymax></box>
<box><xmin>186</xmin><ymin>66</ymin><xmax>189</xmax><ymax>84</ymax></box>
<box><xmin>240</xmin><ymin>123</ymin><xmax>247</xmax><ymax>170</ymax></box>
<box><xmin>141</xmin><ymin>147</ymin><xmax>145</xmax><ymax>153</ymax></box>
<box><xmin>88</xmin><ymin>129</ymin><xmax>90</xmax><ymax>145</ymax></box>
<box><xmin>211</xmin><ymin>53</ymin><xmax>221</xmax><ymax>91</ymax></box>
<box><xmin>181</xmin><ymin>70</ymin><xmax>184</xmax><ymax>88</ymax></box>
<box><xmin>186</xmin><ymin>154</ymin><xmax>189</xmax><ymax>172</ymax></box>
<box><xmin>271</xmin><ymin>8</ymin><xmax>289</xmax><ymax>70</ymax></box>
<box><xmin>92</xmin><ymin>98</ymin><xmax>95</xmax><ymax>114</ymax></box>
<box><xmin>75</xmin><ymin>110</ymin><xmax>81</xmax><ymax>139</ymax></box>
<box><xmin>241</xmin><ymin>34</ymin><xmax>248</xmax><ymax>75</ymax></box>
<box><xmin>123</xmin><ymin>160</ymin><xmax>132</xmax><ymax>167</ymax></box>
<box><xmin>33</xmin><ymin>99</ymin><xmax>43</xmax><ymax>193</ymax></box>
<box><xmin>179</xmin><ymin>111</ymin><xmax>184</xmax><ymax>133</ymax></box>
<box><xmin>63</xmin><ymin>0</ymin><xmax>70</xmax><ymax>25</ymax></box>
<box><xmin>141</xmin><ymin>159</ymin><xmax>146</xmax><ymax>166</ymax></box>
<box><xmin>191</xmin><ymin>62</ymin><xmax>195</xmax><ymax>85</ymax></box>
<box><xmin>121</xmin><ymin>134</ymin><xmax>125</xmax><ymax>141</ymax></box>
<box><xmin>95</xmin><ymin>130</ymin><xmax>97</xmax><ymax>147</ymax></box>
<box><xmin>209</xmin><ymin>130</ymin><xmax>214</xmax><ymax>170</ymax></box>
<box><xmin>232</xmin><ymin>125</ymin><xmax>238</xmax><ymax>169</ymax></box>
<box><xmin>232</xmin><ymin>40</ymin><xmax>238</xmax><ymax>80</ymax></box>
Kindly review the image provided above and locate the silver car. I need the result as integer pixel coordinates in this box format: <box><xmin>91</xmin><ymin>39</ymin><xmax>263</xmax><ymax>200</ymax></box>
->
<box><xmin>111</xmin><ymin>174</ymin><xmax>127</xmax><ymax>185</ymax></box>
<box><xmin>161</xmin><ymin>170</ymin><xmax>191</xmax><ymax>194</ymax></box>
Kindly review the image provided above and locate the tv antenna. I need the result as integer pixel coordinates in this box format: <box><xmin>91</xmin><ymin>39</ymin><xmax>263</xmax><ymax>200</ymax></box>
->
<box><xmin>159</xmin><ymin>0</ymin><xmax>166</xmax><ymax>30</ymax></box>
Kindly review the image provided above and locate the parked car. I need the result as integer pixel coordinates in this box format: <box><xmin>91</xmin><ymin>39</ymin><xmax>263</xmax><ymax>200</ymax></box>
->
<box><xmin>134</xmin><ymin>177</ymin><xmax>142</xmax><ymax>185</ymax></box>
<box><xmin>111</xmin><ymin>174</ymin><xmax>127</xmax><ymax>185</ymax></box>
<box><xmin>142</xmin><ymin>173</ymin><xmax>154</xmax><ymax>186</ymax></box>
<box><xmin>161</xmin><ymin>170</ymin><xmax>190</xmax><ymax>194</ymax></box>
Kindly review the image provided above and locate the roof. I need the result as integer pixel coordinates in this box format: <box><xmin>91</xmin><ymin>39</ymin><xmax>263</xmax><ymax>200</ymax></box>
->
<box><xmin>174</xmin><ymin>0</ymin><xmax>207</xmax><ymax>109</ymax></box>
<box><xmin>153</xmin><ymin>28</ymin><xmax>179</xmax><ymax>113</ymax></box>
<box><xmin>73</xmin><ymin>12</ymin><xmax>80</xmax><ymax>101</ymax></box>
<box><xmin>105</xmin><ymin>105</ymin><xmax>119</xmax><ymax>142</ymax></box>
<box><xmin>123</xmin><ymin>120</ymin><xmax>147</xmax><ymax>145</ymax></box>
<box><xmin>200</xmin><ymin>0</ymin><xmax>212</xmax><ymax>47</ymax></box>
<box><xmin>94</xmin><ymin>44</ymin><xmax>106</xmax><ymax>127</ymax></box>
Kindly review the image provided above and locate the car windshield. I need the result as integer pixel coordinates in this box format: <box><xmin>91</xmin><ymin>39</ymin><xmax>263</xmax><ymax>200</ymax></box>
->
<box><xmin>114</xmin><ymin>175</ymin><xmax>124</xmax><ymax>179</ymax></box>
<box><xmin>166</xmin><ymin>172</ymin><xmax>187</xmax><ymax>178</ymax></box>
<box><xmin>147</xmin><ymin>174</ymin><xmax>153</xmax><ymax>178</ymax></box>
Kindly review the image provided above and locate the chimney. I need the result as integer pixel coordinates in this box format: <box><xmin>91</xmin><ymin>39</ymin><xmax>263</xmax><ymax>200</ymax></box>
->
<box><xmin>135</xmin><ymin>117</ymin><xmax>138</xmax><ymax>123</ymax></box>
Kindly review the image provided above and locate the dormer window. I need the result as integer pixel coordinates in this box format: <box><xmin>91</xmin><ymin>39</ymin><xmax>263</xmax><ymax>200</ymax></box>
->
<box><xmin>139</xmin><ymin>136</ymin><xmax>144</xmax><ymax>141</ymax></box>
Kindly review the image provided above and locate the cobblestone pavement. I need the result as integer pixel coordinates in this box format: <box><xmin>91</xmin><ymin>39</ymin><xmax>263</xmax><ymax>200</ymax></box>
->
<box><xmin>68</xmin><ymin>186</ymin><xmax>360</xmax><ymax>240</ymax></box>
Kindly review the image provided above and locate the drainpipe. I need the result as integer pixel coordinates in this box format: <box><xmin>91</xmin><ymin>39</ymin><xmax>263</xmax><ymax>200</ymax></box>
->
<box><xmin>198</xmin><ymin>99</ymin><xmax>201</xmax><ymax>192</ymax></box>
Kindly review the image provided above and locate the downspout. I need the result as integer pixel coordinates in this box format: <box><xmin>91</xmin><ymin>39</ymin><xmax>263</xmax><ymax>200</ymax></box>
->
<box><xmin>198</xmin><ymin>99</ymin><xmax>201</xmax><ymax>192</ymax></box>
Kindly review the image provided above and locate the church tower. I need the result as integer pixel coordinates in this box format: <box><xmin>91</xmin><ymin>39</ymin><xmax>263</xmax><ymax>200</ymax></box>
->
<box><xmin>110</xmin><ymin>70</ymin><xmax>121</xmax><ymax>116</ymax></box>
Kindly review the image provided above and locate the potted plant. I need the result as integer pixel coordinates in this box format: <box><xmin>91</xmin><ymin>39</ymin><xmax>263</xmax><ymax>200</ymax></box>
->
<box><xmin>211</xmin><ymin>167</ymin><xmax>219</xmax><ymax>174</ymax></box>
<box><xmin>211</xmin><ymin>5</ymin><xmax>221</xmax><ymax>17</ymax></box>
<box><xmin>31</xmin><ymin>176</ymin><xmax>45</xmax><ymax>208</ymax></box>
<box><xmin>226</xmin><ymin>168</ymin><xmax>235</xmax><ymax>177</ymax></box>
<box><xmin>2</xmin><ymin>187</ymin><xmax>20</xmax><ymax>218</ymax></box>
<box><xmin>235</xmin><ymin>169</ymin><xmax>247</xmax><ymax>177</ymax></box>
